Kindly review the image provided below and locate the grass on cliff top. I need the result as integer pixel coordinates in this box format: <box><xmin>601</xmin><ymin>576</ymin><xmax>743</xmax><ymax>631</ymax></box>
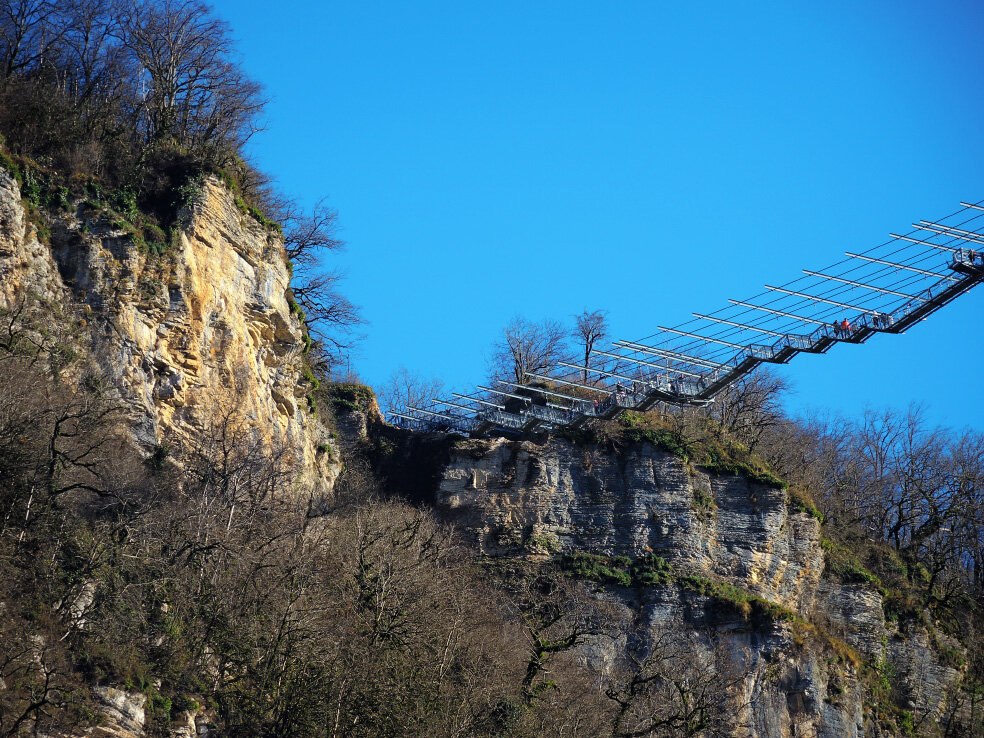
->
<box><xmin>559</xmin><ymin>410</ymin><xmax>788</xmax><ymax>489</ymax></box>
<box><xmin>820</xmin><ymin>535</ymin><xmax>939</xmax><ymax>632</ymax></box>
<box><xmin>0</xmin><ymin>144</ymin><xmax>190</xmax><ymax>256</ymax></box>
<box><xmin>787</xmin><ymin>487</ymin><xmax>824</xmax><ymax>522</ymax></box>
<box><xmin>557</xmin><ymin>551</ymin><xmax>798</xmax><ymax>623</ymax></box>
<box><xmin>320</xmin><ymin>382</ymin><xmax>379</xmax><ymax>416</ymax></box>
<box><xmin>209</xmin><ymin>164</ymin><xmax>282</xmax><ymax>234</ymax></box>
<box><xmin>0</xmin><ymin>139</ymin><xmax>280</xmax><ymax>261</ymax></box>
<box><xmin>558</xmin><ymin>552</ymin><xmax>672</xmax><ymax>588</ymax></box>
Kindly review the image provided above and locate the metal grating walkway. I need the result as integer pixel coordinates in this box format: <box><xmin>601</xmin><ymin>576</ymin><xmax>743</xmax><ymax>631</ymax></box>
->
<box><xmin>388</xmin><ymin>201</ymin><xmax>984</xmax><ymax>437</ymax></box>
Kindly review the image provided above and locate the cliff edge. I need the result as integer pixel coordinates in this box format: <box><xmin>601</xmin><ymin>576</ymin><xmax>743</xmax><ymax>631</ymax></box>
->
<box><xmin>0</xmin><ymin>169</ymin><xmax>338</xmax><ymax>495</ymax></box>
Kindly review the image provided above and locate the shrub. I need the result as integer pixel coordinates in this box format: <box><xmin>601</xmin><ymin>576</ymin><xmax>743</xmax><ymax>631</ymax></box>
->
<box><xmin>788</xmin><ymin>488</ymin><xmax>823</xmax><ymax>522</ymax></box>
<box><xmin>597</xmin><ymin>411</ymin><xmax>790</xmax><ymax>489</ymax></box>
<box><xmin>693</xmin><ymin>488</ymin><xmax>717</xmax><ymax>515</ymax></box>
<box><xmin>558</xmin><ymin>552</ymin><xmax>632</xmax><ymax>586</ymax></box>
<box><xmin>630</xmin><ymin>554</ymin><xmax>673</xmax><ymax>585</ymax></box>
<box><xmin>150</xmin><ymin>693</ymin><xmax>172</xmax><ymax>719</ymax></box>
<box><xmin>0</xmin><ymin>148</ymin><xmax>23</xmax><ymax>185</ymax></box>
<box><xmin>147</xmin><ymin>444</ymin><xmax>170</xmax><ymax>472</ymax></box>
<box><xmin>882</xmin><ymin>590</ymin><xmax>927</xmax><ymax>627</ymax></box>
<box><xmin>171</xmin><ymin>696</ymin><xmax>200</xmax><ymax>715</ymax></box>
<box><xmin>677</xmin><ymin>574</ymin><xmax>798</xmax><ymax>622</ymax></box>
<box><xmin>323</xmin><ymin>383</ymin><xmax>378</xmax><ymax>415</ymax></box>
<box><xmin>301</xmin><ymin>367</ymin><xmax>320</xmax><ymax>390</ymax></box>
<box><xmin>821</xmin><ymin>538</ymin><xmax>881</xmax><ymax>587</ymax></box>
<box><xmin>558</xmin><ymin>552</ymin><xmax>674</xmax><ymax>588</ymax></box>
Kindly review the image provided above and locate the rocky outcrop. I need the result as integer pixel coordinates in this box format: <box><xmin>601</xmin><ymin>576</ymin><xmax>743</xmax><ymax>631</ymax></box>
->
<box><xmin>432</xmin><ymin>434</ymin><xmax>963</xmax><ymax>737</ymax></box>
<box><xmin>438</xmin><ymin>437</ymin><xmax>823</xmax><ymax>610</ymax></box>
<box><xmin>0</xmin><ymin>169</ymin><xmax>339</xmax><ymax>495</ymax></box>
<box><xmin>89</xmin><ymin>687</ymin><xmax>146</xmax><ymax>738</ymax></box>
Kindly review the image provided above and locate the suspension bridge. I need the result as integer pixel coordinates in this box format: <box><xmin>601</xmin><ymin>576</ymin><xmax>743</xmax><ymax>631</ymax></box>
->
<box><xmin>388</xmin><ymin>201</ymin><xmax>984</xmax><ymax>437</ymax></box>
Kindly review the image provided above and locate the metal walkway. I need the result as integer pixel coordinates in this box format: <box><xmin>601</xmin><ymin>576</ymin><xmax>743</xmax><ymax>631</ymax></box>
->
<box><xmin>388</xmin><ymin>201</ymin><xmax>984</xmax><ymax>437</ymax></box>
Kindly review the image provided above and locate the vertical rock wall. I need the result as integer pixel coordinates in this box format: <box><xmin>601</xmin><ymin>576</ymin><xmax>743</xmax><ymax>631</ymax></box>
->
<box><xmin>433</xmin><ymin>434</ymin><xmax>963</xmax><ymax>737</ymax></box>
<box><xmin>0</xmin><ymin>169</ymin><xmax>339</xmax><ymax>494</ymax></box>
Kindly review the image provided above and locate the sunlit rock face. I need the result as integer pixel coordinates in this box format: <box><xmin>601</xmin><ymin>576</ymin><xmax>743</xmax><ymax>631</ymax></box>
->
<box><xmin>434</xmin><ymin>435</ymin><xmax>961</xmax><ymax>738</ymax></box>
<box><xmin>438</xmin><ymin>437</ymin><xmax>824</xmax><ymax>608</ymax></box>
<box><xmin>0</xmin><ymin>170</ymin><xmax>339</xmax><ymax>495</ymax></box>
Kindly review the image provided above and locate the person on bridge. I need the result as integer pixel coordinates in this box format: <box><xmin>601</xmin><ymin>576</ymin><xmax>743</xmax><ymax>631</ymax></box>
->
<box><xmin>841</xmin><ymin>319</ymin><xmax>851</xmax><ymax>336</ymax></box>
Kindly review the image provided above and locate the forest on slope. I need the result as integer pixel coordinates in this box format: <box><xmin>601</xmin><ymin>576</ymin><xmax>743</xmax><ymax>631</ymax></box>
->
<box><xmin>1</xmin><ymin>1</ymin><xmax>984</xmax><ymax>736</ymax></box>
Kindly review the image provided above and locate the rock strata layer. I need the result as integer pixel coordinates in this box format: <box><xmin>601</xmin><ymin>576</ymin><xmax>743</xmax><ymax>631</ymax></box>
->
<box><xmin>0</xmin><ymin>170</ymin><xmax>338</xmax><ymax>494</ymax></box>
<box><xmin>434</xmin><ymin>435</ymin><xmax>962</xmax><ymax>737</ymax></box>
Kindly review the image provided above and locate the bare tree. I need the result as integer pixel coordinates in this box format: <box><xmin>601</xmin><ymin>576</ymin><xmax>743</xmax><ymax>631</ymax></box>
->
<box><xmin>606</xmin><ymin>631</ymin><xmax>749</xmax><ymax>738</ymax></box>
<box><xmin>574</xmin><ymin>309</ymin><xmax>608</xmax><ymax>382</ymax></box>
<box><xmin>278</xmin><ymin>197</ymin><xmax>344</xmax><ymax>266</ymax></box>
<box><xmin>0</xmin><ymin>0</ymin><xmax>62</xmax><ymax>82</ymax></box>
<box><xmin>378</xmin><ymin>366</ymin><xmax>444</xmax><ymax>413</ymax></box>
<box><xmin>263</xmin><ymin>196</ymin><xmax>363</xmax><ymax>373</ymax></box>
<box><xmin>704</xmin><ymin>368</ymin><xmax>790</xmax><ymax>452</ymax></box>
<box><xmin>115</xmin><ymin>0</ymin><xmax>264</xmax><ymax>156</ymax></box>
<box><xmin>293</xmin><ymin>270</ymin><xmax>363</xmax><ymax>364</ymax></box>
<box><xmin>490</xmin><ymin>316</ymin><xmax>570</xmax><ymax>384</ymax></box>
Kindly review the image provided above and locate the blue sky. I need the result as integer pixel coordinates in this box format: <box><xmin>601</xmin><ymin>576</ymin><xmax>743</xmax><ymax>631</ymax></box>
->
<box><xmin>210</xmin><ymin>0</ymin><xmax>984</xmax><ymax>430</ymax></box>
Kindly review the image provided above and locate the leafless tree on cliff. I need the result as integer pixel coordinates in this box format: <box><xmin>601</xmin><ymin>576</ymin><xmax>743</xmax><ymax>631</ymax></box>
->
<box><xmin>704</xmin><ymin>368</ymin><xmax>790</xmax><ymax>453</ymax></box>
<box><xmin>279</xmin><ymin>197</ymin><xmax>344</xmax><ymax>266</ymax></box>
<box><xmin>574</xmin><ymin>309</ymin><xmax>609</xmax><ymax>382</ymax></box>
<box><xmin>267</xmin><ymin>196</ymin><xmax>363</xmax><ymax>373</ymax></box>
<box><xmin>115</xmin><ymin>0</ymin><xmax>265</xmax><ymax>158</ymax></box>
<box><xmin>606</xmin><ymin>631</ymin><xmax>750</xmax><ymax>738</ymax></box>
<box><xmin>490</xmin><ymin>316</ymin><xmax>570</xmax><ymax>385</ymax></box>
<box><xmin>0</xmin><ymin>0</ymin><xmax>62</xmax><ymax>82</ymax></box>
<box><xmin>378</xmin><ymin>366</ymin><xmax>445</xmax><ymax>412</ymax></box>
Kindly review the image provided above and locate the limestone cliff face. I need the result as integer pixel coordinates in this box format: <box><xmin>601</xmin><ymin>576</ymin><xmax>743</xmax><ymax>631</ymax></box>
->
<box><xmin>434</xmin><ymin>435</ymin><xmax>962</xmax><ymax>737</ymax></box>
<box><xmin>440</xmin><ymin>437</ymin><xmax>824</xmax><ymax>611</ymax></box>
<box><xmin>0</xmin><ymin>168</ymin><xmax>338</xmax><ymax>494</ymax></box>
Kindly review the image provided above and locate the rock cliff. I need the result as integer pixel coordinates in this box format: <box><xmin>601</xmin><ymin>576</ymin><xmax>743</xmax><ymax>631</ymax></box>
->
<box><xmin>432</xmin><ymin>435</ymin><xmax>963</xmax><ymax>737</ymax></box>
<box><xmin>0</xmin><ymin>162</ymin><xmax>965</xmax><ymax>736</ymax></box>
<box><xmin>0</xmin><ymin>168</ymin><xmax>338</xmax><ymax>495</ymax></box>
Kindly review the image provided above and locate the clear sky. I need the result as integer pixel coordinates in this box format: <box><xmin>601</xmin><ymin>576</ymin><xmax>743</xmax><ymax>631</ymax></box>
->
<box><xmin>208</xmin><ymin>0</ymin><xmax>984</xmax><ymax>431</ymax></box>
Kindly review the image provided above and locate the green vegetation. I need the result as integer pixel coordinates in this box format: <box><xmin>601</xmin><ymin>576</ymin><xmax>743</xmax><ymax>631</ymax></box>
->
<box><xmin>0</xmin><ymin>146</ymin><xmax>23</xmax><ymax>186</ymax></box>
<box><xmin>527</xmin><ymin>532</ymin><xmax>561</xmax><ymax>554</ymax></box>
<box><xmin>213</xmin><ymin>165</ymin><xmax>282</xmax><ymax>233</ymax></box>
<box><xmin>631</xmin><ymin>553</ymin><xmax>674</xmax><ymax>585</ymax></box>
<box><xmin>860</xmin><ymin>653</ymin><xmax>919</xmax><ymax>736</ymax></box>
<box><xmin>557</xmin><ymin>551</ymin><xmax>673</xmax><ymax>587</ymax></box>
<box><xmin>787</xmin><ymin>488</ymin><xmax>824</xmax><ymax>522</ymax></box>
<box><xmin>288</xmin><ymin>297</ymin><xmax>306</xmax><ymax>323</ymax></box>
<box><xmin>322</xmin><ymin>383</ymin><xmax>378</xmax><ymax>415</ymax></box>
<box><xmin>820</xmin><ymin>537</ymin><xmax>881</xmax><ymax>586</ymax></box>
<box><xmin>676</xmin><ymin>574</ymin><xmax>799</xmax><ymax>622</ymax></box>
<box><xmin>556</xmin><ymin>552</ymin><xmax>796</xmax><ymax>623</ymax></box>
<box><xmin>301</xmin><ymin>367</ymin><xmax>320</xmax><ymax>390</ymax></box>
<box><xmin>559</xmin><ymin>552</ymin><xmax>633</xmax><ymax>586</ymax></box>
<box><xmin>563</xmin><ymin>411</ymin><xmax>789</xmax><ymax>489</ymax></box>
<box><xmin>692</xmin><ymin>488</ymin><xmax>717</xmax><ymax>516</ymax></box>
<box><xmin>881</xmin><ymin>590</ymin><xmax>928</xmax><ymax>628</ymax></box>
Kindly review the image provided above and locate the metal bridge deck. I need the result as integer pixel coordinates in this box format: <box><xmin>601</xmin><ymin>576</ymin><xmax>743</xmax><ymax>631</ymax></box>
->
<box><xmin>389</xmin><ymin>203</ymin><xmax>984</xmax><ymax>437</ymax></box>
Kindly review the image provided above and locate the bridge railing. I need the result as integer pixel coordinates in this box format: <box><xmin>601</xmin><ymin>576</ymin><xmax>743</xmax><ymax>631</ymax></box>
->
<box><xmin>391</xmin><ymin>203</ymin><xmax>983</xmax><ymax>438</ymax></box>
<box><xmin>523</xmin><ymin>403</ymin><xmax>576</xmax><ymax>425</ymax></box>
<box><xmin>952</xmin><ymin>247</ymin><xmax>983</xmax><ymax>270</ymax></box>
<box><xmin>481</xmin><ymin>408</ymin><xmax>528</xmax><ymax>430</ymax></box>
<box><xmin>389</xmin><ymin>415</ymin><xmax>434</xmax><ymax>432</ymax></box>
